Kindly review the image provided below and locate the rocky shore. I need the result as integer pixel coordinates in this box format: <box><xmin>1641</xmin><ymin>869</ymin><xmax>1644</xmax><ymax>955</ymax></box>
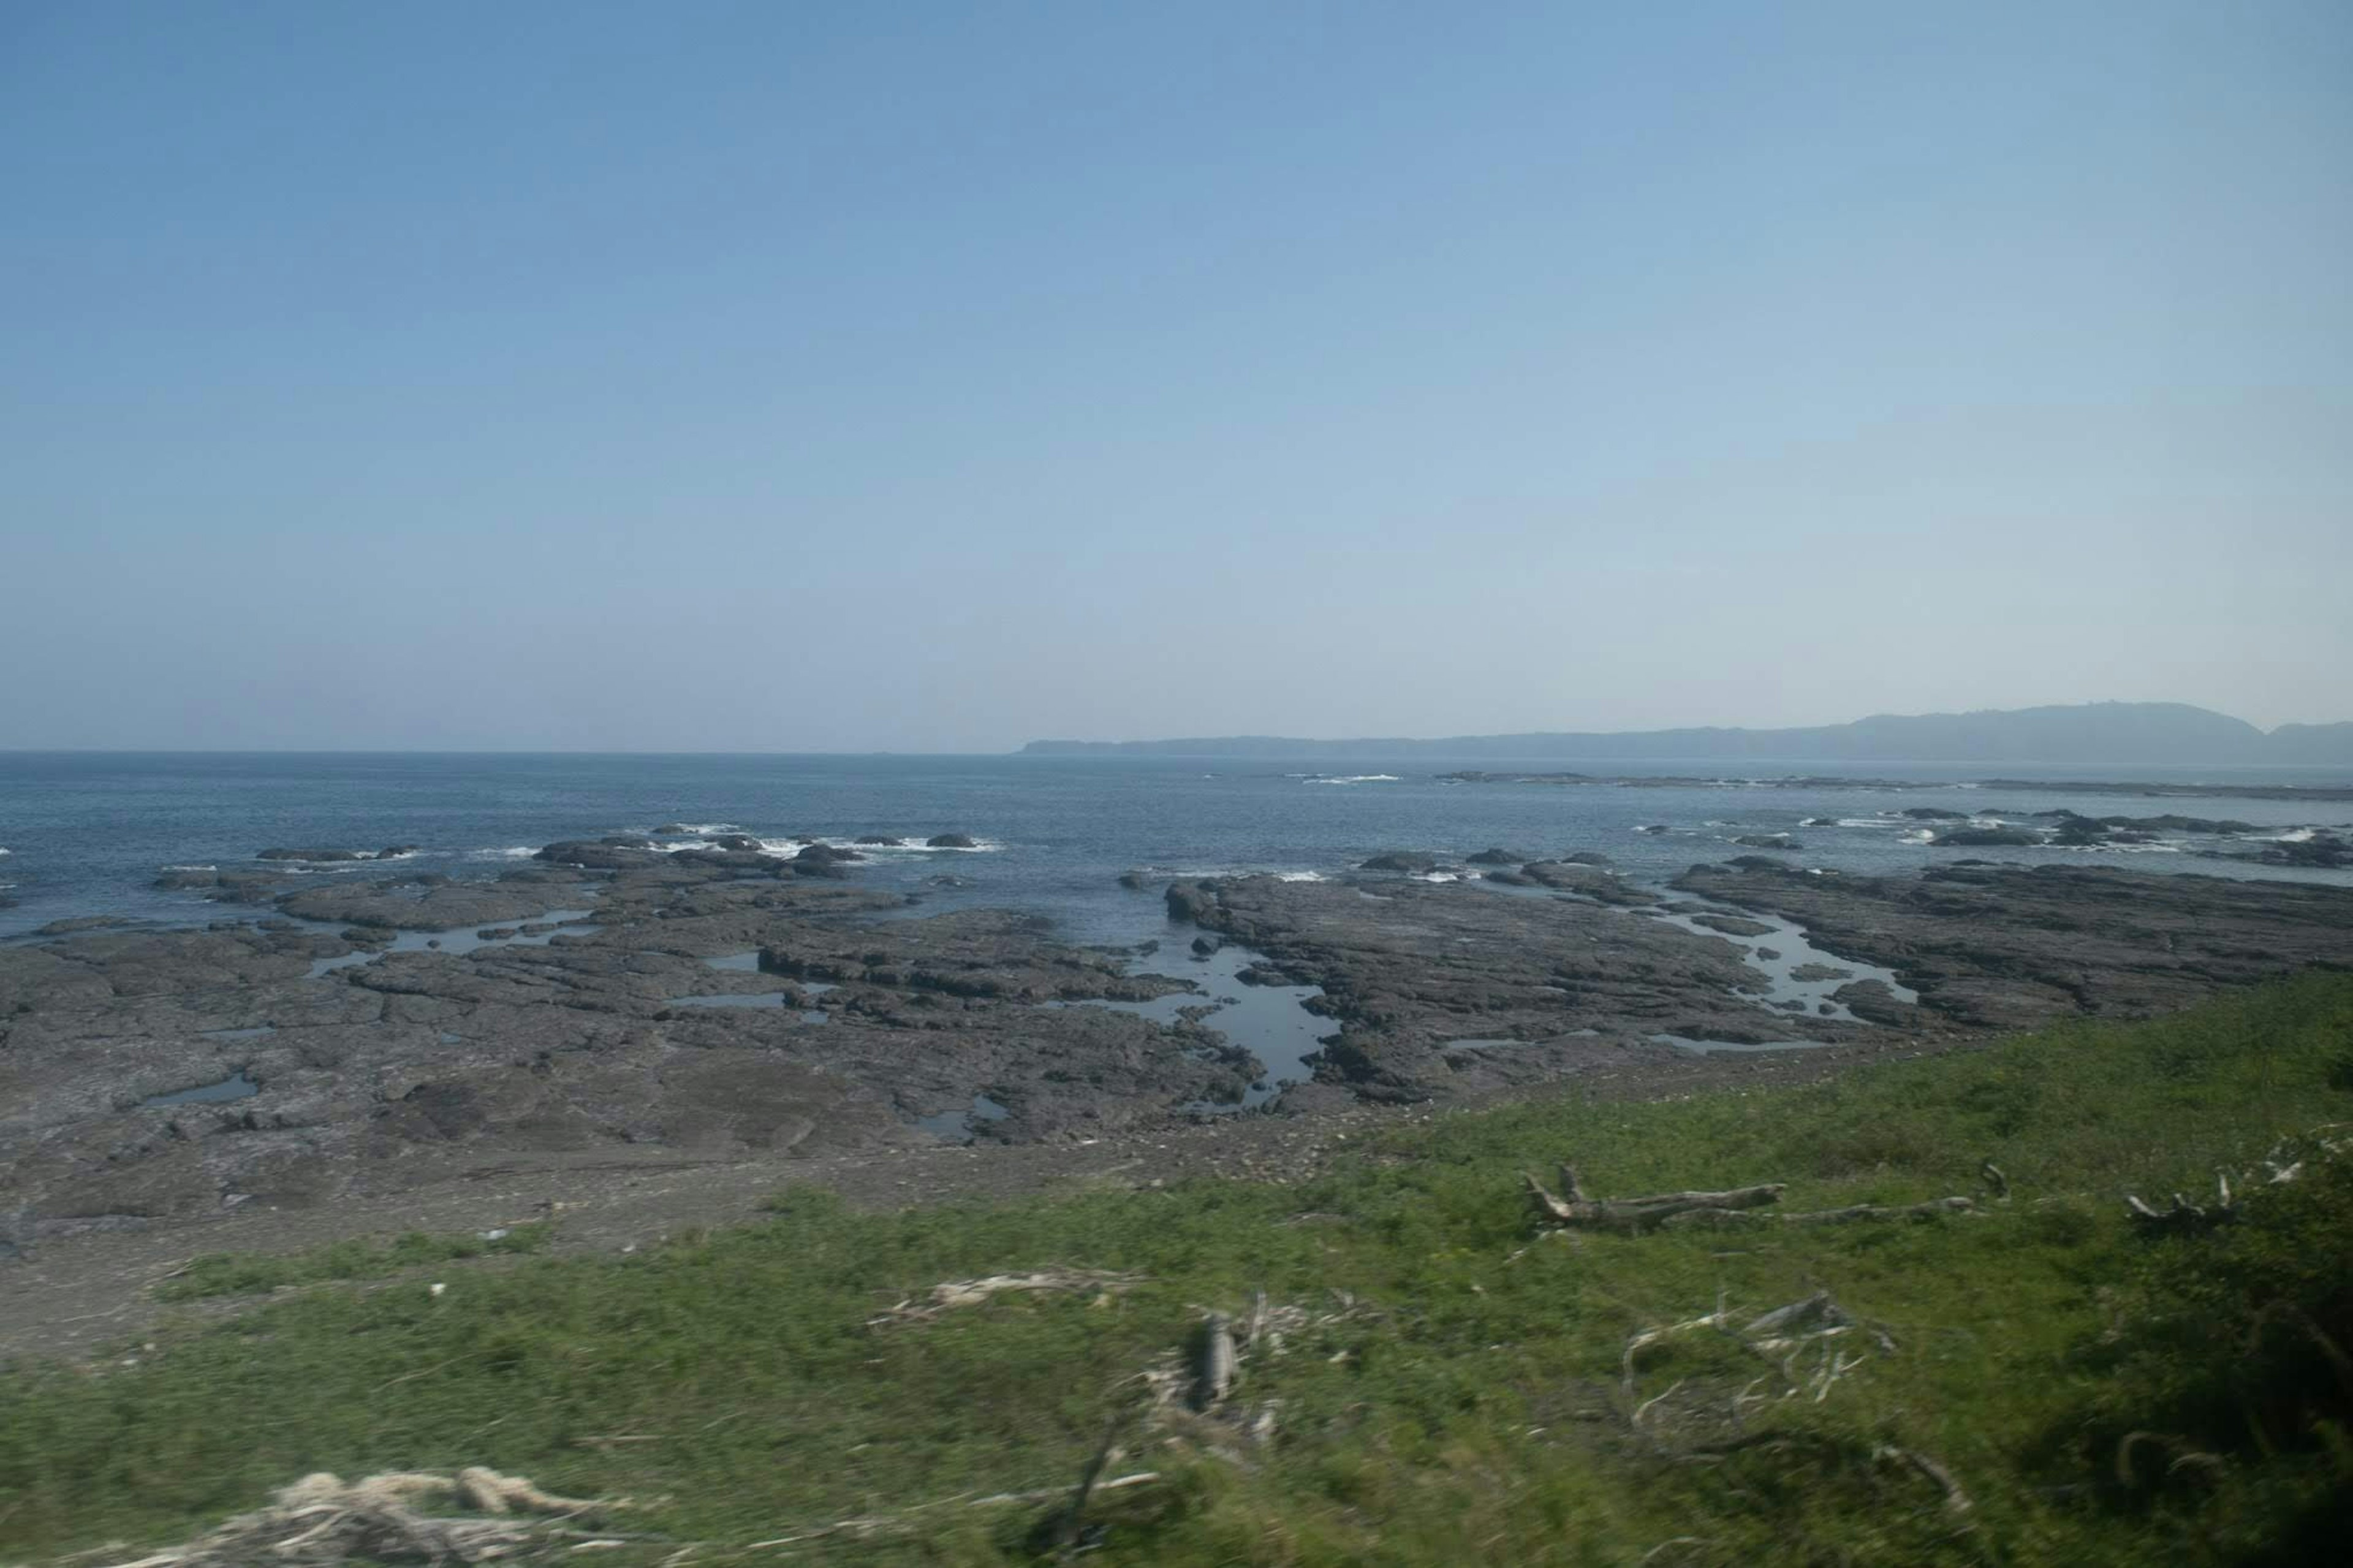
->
<box><xmin>5</xmin><ymin>833</ymin><xmax>2351</xmax><ymax>1288</ymax></box>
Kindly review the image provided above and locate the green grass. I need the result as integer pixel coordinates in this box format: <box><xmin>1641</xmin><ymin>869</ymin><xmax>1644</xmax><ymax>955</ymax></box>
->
<box><xmin>153</xmin><ymin>1223</ymin><xmax>555</xmax><ymax>1301</ymax></box>
<box><xmin>4</xmin><ymin>973</ymin><xmax>2351</xmax><ymax>1566</ymax></box>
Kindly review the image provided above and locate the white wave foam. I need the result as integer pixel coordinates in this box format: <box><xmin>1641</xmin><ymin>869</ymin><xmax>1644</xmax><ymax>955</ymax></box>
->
<box><xmin>161</xmin><ymin>863</ymin><xmax>217</xmax><ymax>872</ymax></box>
<box><xmin>0</xmin><ymin>846</ymin><xmax>10</xmax><ymax>856</ymax></box>
<box><xmin>1898</xmin><ymin>830</ymin><xmax>1936</xmax><ymax>844</ymax></box>
<box><xmin>1303</xmin><ymin>775</ymin><xmax>1400</xmax><ymax>785</ymax></box>
<box><xmin>470</xmin><ymin>847</ymin><xmax>539</xmax><ymax>860</ymax></box>
<box><xmin>654</xmin><ymin>822</ymin><xmax>743</xmax><ymax>836</ymax></box>
<box><xmin>1275</xmin><ymin>871</ymin><xmax>1327</xmax><ymax>882</ymax></box>
<box><xmin>2268</xmin><ymin>828</ymin><xmax>2317</xmax><ymax>843</ymax></box>
<box><xmin>1415</xmin><ymin>871</ymin><xmax>1464</xmax><ymax>882</ymax></box>
<box><xmin>1835</xmin><ymin>817</ymin><xmax>1903</xmax><ymax>829</ymax></box>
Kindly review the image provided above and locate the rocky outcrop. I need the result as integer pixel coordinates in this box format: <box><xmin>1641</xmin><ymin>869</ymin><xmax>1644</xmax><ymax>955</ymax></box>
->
<box><xmin>1158</xmin><ymin>874</ymin><xmax>1855</xmax><ymax>1100</ymax></box>
<box><xmin>926</xmin><ymin>834</ymin><xmax>979</xmax><ymax>849</ymax></box>
<box><xmin>1930</xmin><ymin>826</ymin><xmax>2040</xmax><ymax>847</ymax></box>
<box><xmin>1672</xmin><ymin>858</ymin><xmax>2353</xmax><ymax>1031</ymax></box>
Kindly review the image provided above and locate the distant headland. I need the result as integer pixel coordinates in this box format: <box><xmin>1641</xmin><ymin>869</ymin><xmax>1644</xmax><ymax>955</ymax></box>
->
<box><xmin>1021</xmin><ymin>702</ymin><xmax>2353</xmax><ymax>766</ymax></box>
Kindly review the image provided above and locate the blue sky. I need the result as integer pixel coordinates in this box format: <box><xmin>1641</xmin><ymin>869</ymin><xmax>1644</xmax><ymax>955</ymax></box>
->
<box><xmin>3</xmin><ymin>1</ymin><xmax>2347</xmax><ymax>749</ymax></box>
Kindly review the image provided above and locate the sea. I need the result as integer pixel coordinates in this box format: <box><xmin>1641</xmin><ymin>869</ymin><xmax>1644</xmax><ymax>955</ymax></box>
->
<box><xmin>2</xmin><ymin>752</ymin><xmax>2348</xmax><ymax>946</ymax></box>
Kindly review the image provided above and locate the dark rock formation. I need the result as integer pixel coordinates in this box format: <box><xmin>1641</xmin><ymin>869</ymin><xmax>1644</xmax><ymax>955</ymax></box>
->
<box><xmin>1930</xmin><ymin>826</ymin><xmax>2040</xmax><ymax>847</ymax></box>
<box><xmin>926</xmin><ymin>833</ymin><xmax>979</xmax><ymax>849</ymax></box>
<box><xmin>1358</xmin><ymin>852</ymin><xmax>1439</xmax><ymax>874</ymax></box>
<box><xmin>1518</xmin><ymin>862</ymin><xmax>1653</xmax><ymax>906</ymax></box>
<box><xmin>31</xmin><ymin>916</ymin><xmax>140</xmax><ymax>937</ymax></box>
<box><xmin>1673</xmin><ymin>858</ymin><xmax>2353</xmax><ymax>1032</ymax></box>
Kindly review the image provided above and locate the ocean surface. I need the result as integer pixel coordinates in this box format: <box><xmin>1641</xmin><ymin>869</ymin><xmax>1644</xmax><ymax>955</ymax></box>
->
<box><xmin>2</xmin><ymin>752</ymin><xmax>2349</xmax><ymax>945</ymax></box>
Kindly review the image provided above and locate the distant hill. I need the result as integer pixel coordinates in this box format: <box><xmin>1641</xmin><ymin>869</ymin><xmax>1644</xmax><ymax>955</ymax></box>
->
<box><xmin>1021</xmin><ymin>702</ymin><xmax>2353</xmax><ymax>766</ymax></box>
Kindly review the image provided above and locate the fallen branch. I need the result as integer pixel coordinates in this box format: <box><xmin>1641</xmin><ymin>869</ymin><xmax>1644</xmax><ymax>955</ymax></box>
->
<box><xmin>1664</xmin><ymin>1196</ymin><xmax>1976</xmax><ymax>1229</ymax></box>
<box><xmin>2124</xmin><ymin>1124</ymin><xmax>2349</xmax><ymax>1238</ymax></box>
<box><xmin>742</xmin><ymin>1473</ymin><xmax>1164</xmax><ymax>1551</ymax></box>
<box><xmin>1623</xmin><ymin>1290</ymin><xmax>1893</xmax><ymax>1426</ymax></box>
<box><xmin>868</xmin><ymin>1268</ymin><xmax>1145</xmax><ymax>1326</ymax></box>
<box><xmin>96</xmin><ymin>1469</ymin><xmax>623</xmax><ymax>1567</ymax></box>
<box><xmin>1526</xmin><ymin>1164</ymin><xmax>1785</xmax><ymax>1232</ymax></box>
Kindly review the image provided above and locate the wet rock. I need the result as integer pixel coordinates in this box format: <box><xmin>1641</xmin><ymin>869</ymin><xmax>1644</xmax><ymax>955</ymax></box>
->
<box><xmin>856</xmin><ymin>836</ymin><xmax>904</xmax><ymax>847</ymax></box>
<box><xmin>278</xmin><ymin>878</ymin><xmax>589</xmax><ymax>932</ymax></box>
<box><xmin>1117</xmin><ymin>869</ymin><xmax>1153</xmax><ymax>891</ymax></box>
<box><xmin>1688</xmin><ymin>913</ymin><xmax>1773</xmax><ymax>937</ymax></box>
<box><xmin>926</xmin><ymin>833</ymin><xmax>979</xmax><ymax>849</ymax></box>
<box><xmin>1519</xmin><ymin>862</ymin><xmax>1653</xmax><ymax>906</ymax></box>
<box><xmin>1930</xmin><ymin>826</ymin><xmax>2040</xmax><ymax>847</ymax></box>
<box><xmin>1358</xmin><ymin>852</ymin><xmax>1439</xmax><ymax>873</ymax></box>
<box><xmin>1674</xmin><ymin>858</ymin><xmax>2353</xmax><ymax>1032</ymax></box>
<box><xmin>789</xmin><ymin>843</ymin><xmax>863</xmax><ymax>878</ymax></box>
<box><xmin>1732</xmin><ymin>835</ymin><xmax>1802</xmax><ymax>851</ymax></box>
<box><xmin>535</xmin><ymin>840</ymin><xmax>660</xmax><ymax>870</ymax></box>
<box><xmin>1166</xmin><ymin>881</ymin><xmax>1220</xmax><ymax>925</ymax></box>
<box><xmin>1466</xmin><ymin>847</ymin><xmax>1535</xmax><ymax>866</ymax></box>
<box><xmin>1165</xmin><ymin>874</ymin><xmax>1823</xmax><ymax>1104</ymax></box>
<box><xmin>32</xmin><ymin>916</ymin><xmax>139</xmax><ymax>937</ymax></box>
<box><xmin>1830</xmin><ymin>979</ymin><xmax>1914</xmax><ymax>1027</ymax></box>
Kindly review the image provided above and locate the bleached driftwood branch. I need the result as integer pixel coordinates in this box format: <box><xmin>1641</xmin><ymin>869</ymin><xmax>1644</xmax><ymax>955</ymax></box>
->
<box><xmin>1525</xmin><ymin>1164</ymin><xmax>1785</xmax><ymax>1232</ymax></box>
<box><xmin>1526</xmin><ymin>1162</ymin><xmax>1975</xmax><ymax>1232</ymax></box>
<box><xmin>868</xmin><ymin>1267</ymin><xmax>1145</xmax><ymax>1326</ymax></box>
<box><xmin>98</xmin><ymin>1469</ymin><xmax>624</xmax><ymax>1567</ymax></box>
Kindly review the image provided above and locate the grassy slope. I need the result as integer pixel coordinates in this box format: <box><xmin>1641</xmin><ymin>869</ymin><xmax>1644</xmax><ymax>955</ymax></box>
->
<box><xmin>4</xmin><ymin>973</ymin><xmax>2351</xmax><ymax>1565</ymax></box>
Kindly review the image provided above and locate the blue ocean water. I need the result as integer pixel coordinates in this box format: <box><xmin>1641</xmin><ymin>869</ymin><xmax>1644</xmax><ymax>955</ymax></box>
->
<box><xmin>1</xmin><ymin>752</ymin><xmax>2347</xmax><ymax>944</ymax></box>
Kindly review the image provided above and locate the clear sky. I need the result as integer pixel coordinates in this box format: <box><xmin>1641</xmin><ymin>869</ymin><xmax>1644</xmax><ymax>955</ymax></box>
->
<box><xmin>3</xmin><ymin>1</ymin><xmax>2347</xmax><ymax>751</ymax></box>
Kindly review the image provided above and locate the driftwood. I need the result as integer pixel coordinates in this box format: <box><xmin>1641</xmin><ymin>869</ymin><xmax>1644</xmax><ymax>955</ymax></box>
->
<box><xmin>96</xmin><ymin>1469</ymin><xmax>623</xmax><ymax>1567</ymax></box>
<box><xmin>2125</xmin><ymin>1175</ymin><xmax>2238</xmax><ymax>1237</ymax></box>
<box><xmin>1664</xmin><ymin>1195</ymin><xmax>1977</xmax><ymax>1229</ymax></box>
<box><xmin>868</xmin><ymin>1267</ymin><xmax>1144</xmax><ymax>1326</ymax></box>
<box><xmin>741</xmin><ymin>1472</ymin><xmax>1165</xmax><ymax>1552</ymax></box>
<box><xmin>1525</xmin><ymin>1164</ymin><xmax>1785</xmax><ymax>1232</ymax></box>
<box><xmin>1624</xmin><ymin>1290</ymin><xmax>1895</xmax><ymax>1422</ymax></box>
<box><xmin>1191</xmin><ymin>1312</ymin><xmax>1238</xmax><ymax>1411</ymax></box>
<box><xmin>1526</xmin><ymin>1162</ymin><xmax>1975</xmax><ymax>1232</ymax></box>
<box><xmin>2123</xmin><ymin>1126</ymin><xmax>2348</xmax><ymax>1237</ymax></box>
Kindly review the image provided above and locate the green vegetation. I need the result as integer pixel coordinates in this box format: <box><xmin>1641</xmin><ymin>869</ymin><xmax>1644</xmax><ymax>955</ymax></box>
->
<box><xmin>4</xmin><ymin>974</ymin><xmax>2351</xmax><ymax>1566</ymax></box>
<box><xmin>153</xmin><ymin>1223</ymin><xmax>555</xmax><ymax>1301</ymax></box>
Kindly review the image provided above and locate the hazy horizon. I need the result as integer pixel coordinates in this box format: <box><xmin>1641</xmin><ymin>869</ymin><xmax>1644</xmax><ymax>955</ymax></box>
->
<box><xmin>6</xmin><ymin>2</ymin><xmax>2349</xmax><ymax>752</ymax></box>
